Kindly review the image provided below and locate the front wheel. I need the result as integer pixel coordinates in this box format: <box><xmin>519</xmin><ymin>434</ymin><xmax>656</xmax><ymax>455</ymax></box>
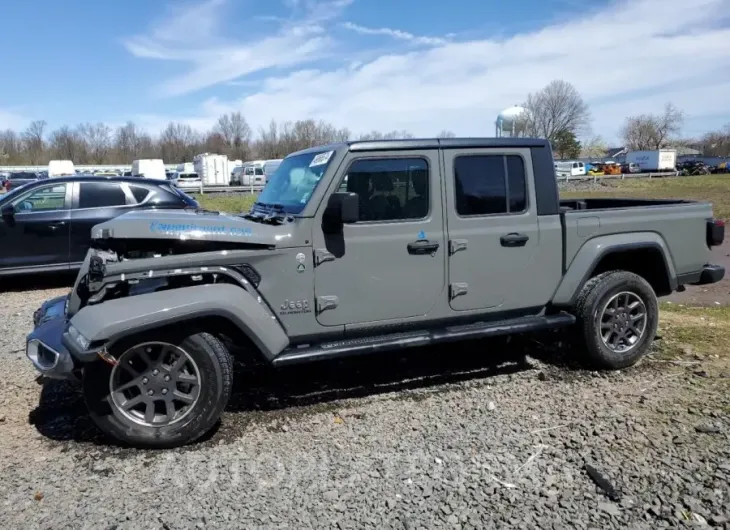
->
<box><xmin>573</xmin><ymin>271</ymin><xmax>658</xmax><ymax>369</ymax></box>
<box><xmin>83</xmin><ymin>331</ymin><xmax>233</xmax><ymax>448</ymax></box>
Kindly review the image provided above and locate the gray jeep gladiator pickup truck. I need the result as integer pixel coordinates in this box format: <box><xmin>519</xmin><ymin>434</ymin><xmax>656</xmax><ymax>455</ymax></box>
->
<box><xmin>26</xmin><ymin>137</ymin><xmax>725</xmax><ymax>447</ymax></box>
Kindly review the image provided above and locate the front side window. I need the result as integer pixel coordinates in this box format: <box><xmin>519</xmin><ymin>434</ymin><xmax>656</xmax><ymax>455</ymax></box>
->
<box><xmin>12</xmin><ymin>184</ymin><xmax>68</xmax><ymax>212</ymax></box>
<box><xmin>79</xmin><ymin>182</ymin><xmax>127</xmax><ymax>208</ymax></box>
<box><xmin>256</xmin><ymin>150</ymin><xmax>337</xmax><ymax>214</ymax></box>
<box><xmin>454</xmin><ymin>154</ymin><xmax>527</xmax><ymax>216</ymax></box>
<box><xmin>340</xmin><ymin>157</ymin><xmax>429</xmax><ymax>222</ymax></box>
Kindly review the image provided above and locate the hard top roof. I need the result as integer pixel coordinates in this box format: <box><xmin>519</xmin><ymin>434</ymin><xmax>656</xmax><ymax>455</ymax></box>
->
<box><xmin>289</xmin><ymin>137</ymin><xmax>551</xmax><ymax>157</ymax></box>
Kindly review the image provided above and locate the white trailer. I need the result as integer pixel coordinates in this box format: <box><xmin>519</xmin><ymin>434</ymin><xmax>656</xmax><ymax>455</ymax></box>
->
<box><xmin>625</xmin><ymin>149</ymin><xmax>677</xmax><ymax>172</ymax></box>
<box><xmin>176</xmin><ymin>162</ymin><xmax>194</xmax><ymax>174</ymax></box>
<box><xmin>193</xmin><ymin>154</ymin><xmax>230</xmax><ymax>186</ymax></box>
<box><xmin>132</xmin><ymin>159</ymin><xmax>166</xmax><ymax>180</ymax></box>
<box><xmin>48</xmin><ymin>160</ymin><xmax>75</xmax><ymax>177</ymax></box>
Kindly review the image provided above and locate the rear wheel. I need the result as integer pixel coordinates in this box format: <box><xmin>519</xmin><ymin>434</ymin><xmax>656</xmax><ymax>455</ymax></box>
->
<box><xmin>83</xmin><ymin>331</ymin><xmax>233</xmax><ymax>448</ymax></box>
<box><xmin>573</xmin><ymin>271</ymin><xmax>658</xmax><ymax>369</ymax></box>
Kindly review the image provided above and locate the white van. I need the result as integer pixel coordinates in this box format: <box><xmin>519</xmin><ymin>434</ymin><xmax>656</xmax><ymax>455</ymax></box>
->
<box><xmin>232</xmin><ymin>160</ymin><xmax>266</xmax><ymax>186</ymax></box>
<box><xmin>48</xmin><ymin>160</ymin><xmax>75</xmax><ymax>177</ymax></box>
<box><xmin>132</xmin><ymin>159</ymin><xmax>166</xmax><ymax>180</ymax></box>
<box><xmin>554</xmin><ymin>161</ymin><xmax>586</xmax><ymax>178</ymax></box>
<box><xmin>263</xmin><ymin>159</ymin><xmax>283</xmax><ymax>182</ymax></box>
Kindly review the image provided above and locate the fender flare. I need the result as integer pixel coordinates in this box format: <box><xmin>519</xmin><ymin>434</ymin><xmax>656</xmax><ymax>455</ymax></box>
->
<box><xmin>63</xmin><ymin>283</ymin><xmax>289</xmax><ymax>362</ymax></box>
<box><xmin>551</xmin><ymin>232</ymin><xmax>677</xmax><ymax>307</ymax></box>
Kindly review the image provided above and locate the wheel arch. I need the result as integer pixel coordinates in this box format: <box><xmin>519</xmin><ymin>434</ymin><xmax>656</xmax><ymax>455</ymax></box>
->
<box><xmin>552</xmin><ymin>233</ymin><xmax>677</xmax><ymax>307</ymax></box>
<box><xmin>64</xmin><ymin>284</ymin><xmax>289</xmax><ymax>363</ymax></box>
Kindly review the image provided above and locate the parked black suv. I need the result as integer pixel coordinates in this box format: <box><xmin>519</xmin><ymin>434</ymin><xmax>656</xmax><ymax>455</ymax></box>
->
<box><xmin>0</xmin><ymin>176</ymin><xmax>198</xmax><ymax>276</ymax></box>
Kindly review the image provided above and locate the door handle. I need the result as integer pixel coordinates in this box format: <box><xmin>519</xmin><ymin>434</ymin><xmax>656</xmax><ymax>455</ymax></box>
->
<box><xmin>500</xmin><ymin>232</ymin><xmax>529</xmax><ymax>247</ymax></box>
<box><xmin>47</xmin><ymin>221</ymin><xmax>67</xmax><ymax>230</ymax></box>
<box><xmin>407</xmin><ymin>240</ymin><xmax>440</xmax><ymax>255</ymax></box>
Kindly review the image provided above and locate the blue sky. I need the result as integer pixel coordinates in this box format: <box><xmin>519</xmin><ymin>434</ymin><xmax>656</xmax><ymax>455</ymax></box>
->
<box><xmin>1</xmin><ymin>0</ymin><xmax>730</xmax><ymax>143</ymax></box>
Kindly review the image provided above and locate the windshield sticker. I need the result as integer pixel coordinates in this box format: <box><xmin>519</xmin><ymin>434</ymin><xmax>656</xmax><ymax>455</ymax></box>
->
<box><xmin>309</xmin><ymin>150</ymin><xmax>334</xmax><ymax>167</ymax></box>
<box><xmin>149</xmin><ymin>221</ymin><xmax>252</xmax><ymax>237</ymax></box>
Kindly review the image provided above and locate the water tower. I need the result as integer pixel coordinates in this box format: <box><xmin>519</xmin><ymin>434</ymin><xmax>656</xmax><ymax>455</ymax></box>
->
<box><xmin>495</xmin><ymin>105</ymin><xmax>529</xmax><ymax>137</ymax></box>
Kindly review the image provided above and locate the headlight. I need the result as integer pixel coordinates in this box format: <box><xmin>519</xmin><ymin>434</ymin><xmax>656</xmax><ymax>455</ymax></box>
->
<box><xmin>67</xmin><ymin>325</ymin><xmax>90</xmax><ymax>351</ymax></box>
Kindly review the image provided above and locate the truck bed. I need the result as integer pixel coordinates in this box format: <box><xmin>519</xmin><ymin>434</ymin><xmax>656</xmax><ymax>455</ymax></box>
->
<box><xmin>558</xmin><ymin>197</ymin><xmax>716</xmax><ymax>284</ymax></box>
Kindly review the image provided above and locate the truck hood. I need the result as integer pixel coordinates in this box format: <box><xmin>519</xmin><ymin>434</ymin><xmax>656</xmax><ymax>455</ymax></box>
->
<box><xmin>90</xmin><ymin>208</ymin><xmax>296</xmax><ymax>247</ymax></box>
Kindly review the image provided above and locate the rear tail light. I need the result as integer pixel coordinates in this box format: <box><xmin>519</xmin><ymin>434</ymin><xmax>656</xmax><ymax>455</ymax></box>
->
<box><xmin>707</xmin><ymin>218</ymin><xmax>725</xmax><ymax>247</ymax></box>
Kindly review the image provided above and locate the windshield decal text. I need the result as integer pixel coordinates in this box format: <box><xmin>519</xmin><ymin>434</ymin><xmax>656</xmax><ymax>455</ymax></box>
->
<box><xmin>309</xmin><ymin>150</ymin><xmax>333</xmax><ymax>167</ymax></box>
<box><xmin>149</xmin><ymin>221</ymin><xmax>253</xmax><ymax>237</ymax></box>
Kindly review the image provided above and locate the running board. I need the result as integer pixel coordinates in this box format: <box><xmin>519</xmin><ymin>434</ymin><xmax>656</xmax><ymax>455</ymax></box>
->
<box><xmin>272</xmin><ymin>312</ymin><xmax>576</xmax><ymax>367</ymax></box>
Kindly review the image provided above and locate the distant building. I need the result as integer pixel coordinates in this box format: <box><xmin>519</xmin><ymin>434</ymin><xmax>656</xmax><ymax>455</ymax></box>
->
<box><xmin>675</xmin><ymin>146</ymin><xmax>702</xmax><ymax>156</ymax></box>
<box><xmin>606</xmin><ymin>147</ymin><xmax>628</xmax><ymax>158</ymax></box>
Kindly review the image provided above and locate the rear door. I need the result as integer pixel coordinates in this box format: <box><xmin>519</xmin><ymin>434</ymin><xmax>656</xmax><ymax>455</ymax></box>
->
<box><xmin>68</xmin><ymin>181</ymin><xmax>136</xmax><ymax>263</ymax></box>
<box><xmin>312</xmin><ymin>150</ymin><xmax>446</xmax><ymax>326</ymax></box>
<box><xmin>443</xmin><ymin>148</ymin><xmax>551</xmax><ymax>312</ymax></box>
<box><xmin>0</xmin><ymin>182</ymin><xmax>72</xmax><ymax>270</ymax></box>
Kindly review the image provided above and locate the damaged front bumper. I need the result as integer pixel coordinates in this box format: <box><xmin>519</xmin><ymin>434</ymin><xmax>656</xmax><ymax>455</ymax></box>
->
<box><xmin>26</xmin><ymin>295</ymin><xmax>78</xmax><ymax>380</ymax></box>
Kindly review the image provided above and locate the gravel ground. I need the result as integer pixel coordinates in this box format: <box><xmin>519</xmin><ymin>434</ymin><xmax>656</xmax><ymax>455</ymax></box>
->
<box><xmin>1</xmin><ymin>285</ymin><xmax>729</xmax><ymax>529</ymax></box>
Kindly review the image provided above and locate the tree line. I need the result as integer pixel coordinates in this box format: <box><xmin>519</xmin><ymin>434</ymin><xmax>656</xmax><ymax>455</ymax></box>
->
<box><xmin>500</xmin><ymin>79</ymin><xmax>728</xmax><ymax>159</ymax></box>
<box><xmin>0</xmin><ymin>114</ymin><xmax>444</xmax><ymax>166</ymax></box>
<box><xmin>1</xmin><ymin>80</ymin><xmax>728</xmax><ymax>166</ymax></box>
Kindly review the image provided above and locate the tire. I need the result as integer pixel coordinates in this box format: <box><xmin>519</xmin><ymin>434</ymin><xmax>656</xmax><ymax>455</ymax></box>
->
<box><xmin>573</xmin><ymin>271</ymin><xmax>658</xmax><ymax>370</ymax></box>
<box><xmin>83</xmin><ymin>330</ymin><xmax>233</xmax><ymax>448</ymax></box>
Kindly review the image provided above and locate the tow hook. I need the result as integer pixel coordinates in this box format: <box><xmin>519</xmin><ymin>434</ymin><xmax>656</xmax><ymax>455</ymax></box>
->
<box><xmin>97</xmin><ymin>348</ymin><xmax>119</xmax><ymax>367</ymax></box>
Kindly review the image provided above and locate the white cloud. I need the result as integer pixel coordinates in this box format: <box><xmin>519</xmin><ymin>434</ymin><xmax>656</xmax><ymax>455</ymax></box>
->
<box><xmin>341</xmin><ymin>22</ymin><xmax>448</xmax><ymax>46</ymax></box>
<box><xmin>0</xmin><ymin>109</ymin><xmax>28</xmax><ymax>131</ymax></box>
<box><xmin>127</xmin><ymin>0</ymin><xmax>730</xmax><ymax>142</ymax></box>
<box><xmin>124</xmin><ymin>0</ymin><xmax>352</xmax><ymax>96</ymax></box>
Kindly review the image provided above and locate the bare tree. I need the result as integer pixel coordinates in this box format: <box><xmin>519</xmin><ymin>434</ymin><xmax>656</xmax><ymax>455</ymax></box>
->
<box><xmin>523</xmin><ymin>80</ymin><xmax>591</xmax><ymax>140</ymax></box>
<box><xmin>114</xmin><ymin>122</ymin><xmax>141</xmax><ymax>163</ymax></box>
<box><xmin>620</xmin><ymin>103</ymin><xmax>684</xmax><ymax>150</ymax></box>
<box><xmin>78</xmin><ymin>122</ymin><xmax>112</xmax><ymax>163</ymax></box>
<box><xmin>22</xmin><ymin>120</ymin><xmax>47</xmax><ymax>164</ymax></box>
<box><xmin>215</xmin><ymin>112</ymin><xmax>252</xmax><ymax>160</ymax></box>
<box><xmin>699</xmin><ymin>124</ymin><xmax>730</xmax><ymax>157</ymax></box>
<box><xmin>158</xmin><ymin>122</ymin><xmax>202</xmax><ymax>163</ymax></box>
<box><xmin>581</xmin><ymin>135</ymin><xmax>608</xmax><ymax>158</ymax></box>
<box><xmin>436</xmin><ymin>130</ymin><xmax>456</xmax><ymax>138</ymax></box>
<box><xmin>357</xmin><ymin>130</ymin><xmax>414</xmax><ymax>141</ymax></box>
<box><xmin>255</xmin><ymin>120</ymin><xmax>284</xmax><ymax>159</ymax></box>
<box><xmin>0</xmin><ymin>129</ymin><xmax>23</xmax><ymax>164</ymax></box>
<box><xmin>48</xmin><ymin>126</ymin><xmax>85</xmax><ymax>161</ymax></box>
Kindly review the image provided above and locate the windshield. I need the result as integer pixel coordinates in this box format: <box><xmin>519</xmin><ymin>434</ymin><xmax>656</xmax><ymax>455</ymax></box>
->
<box><xmin>255</xmin><ymin>149</ymin><xmax>336</xmax><ymax>214</ymax></box>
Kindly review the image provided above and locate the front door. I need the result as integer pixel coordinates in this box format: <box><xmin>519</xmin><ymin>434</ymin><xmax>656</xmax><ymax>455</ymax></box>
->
<box><xmin>443</xmin><ymin>148</ymin><xmax>551</xmax><ymax>312</ymax></box>
<box><xmin>312</xmin><ymin>151</ymin><xmax>446</xmax><ymax>326</ymax></box>
<box><xmin>0</xmin><ymin>182</ymin><xmax>72</xmax><ymax>270</ymax></box>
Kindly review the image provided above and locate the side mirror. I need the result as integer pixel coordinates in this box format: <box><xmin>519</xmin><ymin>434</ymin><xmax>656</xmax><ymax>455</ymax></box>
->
<box><xmin>322</xmin><ymin>192</ymin><xmax>359</xmax><ymax>233</ymax></box>
<box><xmin>1</xmin><ymin>204</ymin><xmax>15</xmax><ymax>219</ymax></box>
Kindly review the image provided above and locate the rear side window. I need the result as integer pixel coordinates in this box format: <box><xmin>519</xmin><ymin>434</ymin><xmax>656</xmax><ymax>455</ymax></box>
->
<box><xmin>454</xmin><ymin>155</ymin><xmax>527</xmax><ymax>216</ymax></box>
<box><xmin>164</xmin><ymin>185</ymin><xmax>198</xmax><ymax>206</ymax></box>
<box><xmin>130</xmin><ymin>185</ymin><xmax>150</xmax><ymax>203</ymax></box>
<box><xmin>79</xmin><ymin>182</ymin><xmax>127</xmax><ymax>208</ymax></box>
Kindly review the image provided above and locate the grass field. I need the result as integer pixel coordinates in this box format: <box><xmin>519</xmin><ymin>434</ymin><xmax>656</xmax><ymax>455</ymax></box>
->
<box><xmin>561</xmin><ymin>174</ymin><xmax>730</xmax><ymax>219</ymax></box>
<box><xmin>194</xmin><ymin>174</ymin><xmax>730</xmax><ymax>217</ymax></box>
<box><xmin>193</xmin><ymin>193</ymin><xmax>256</xmax><ymax>212</ymax></box>
<box><xmin>658</xmin><ymin>302</ymin><xmax>730</xmax><ymax>362</ymax></box>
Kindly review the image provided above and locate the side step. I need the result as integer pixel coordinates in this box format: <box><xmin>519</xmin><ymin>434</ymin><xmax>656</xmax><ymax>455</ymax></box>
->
<box><xmin>272</xmin><ymin>312</ymin><xmax>576</xmax><ymax>367</ymax></box>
